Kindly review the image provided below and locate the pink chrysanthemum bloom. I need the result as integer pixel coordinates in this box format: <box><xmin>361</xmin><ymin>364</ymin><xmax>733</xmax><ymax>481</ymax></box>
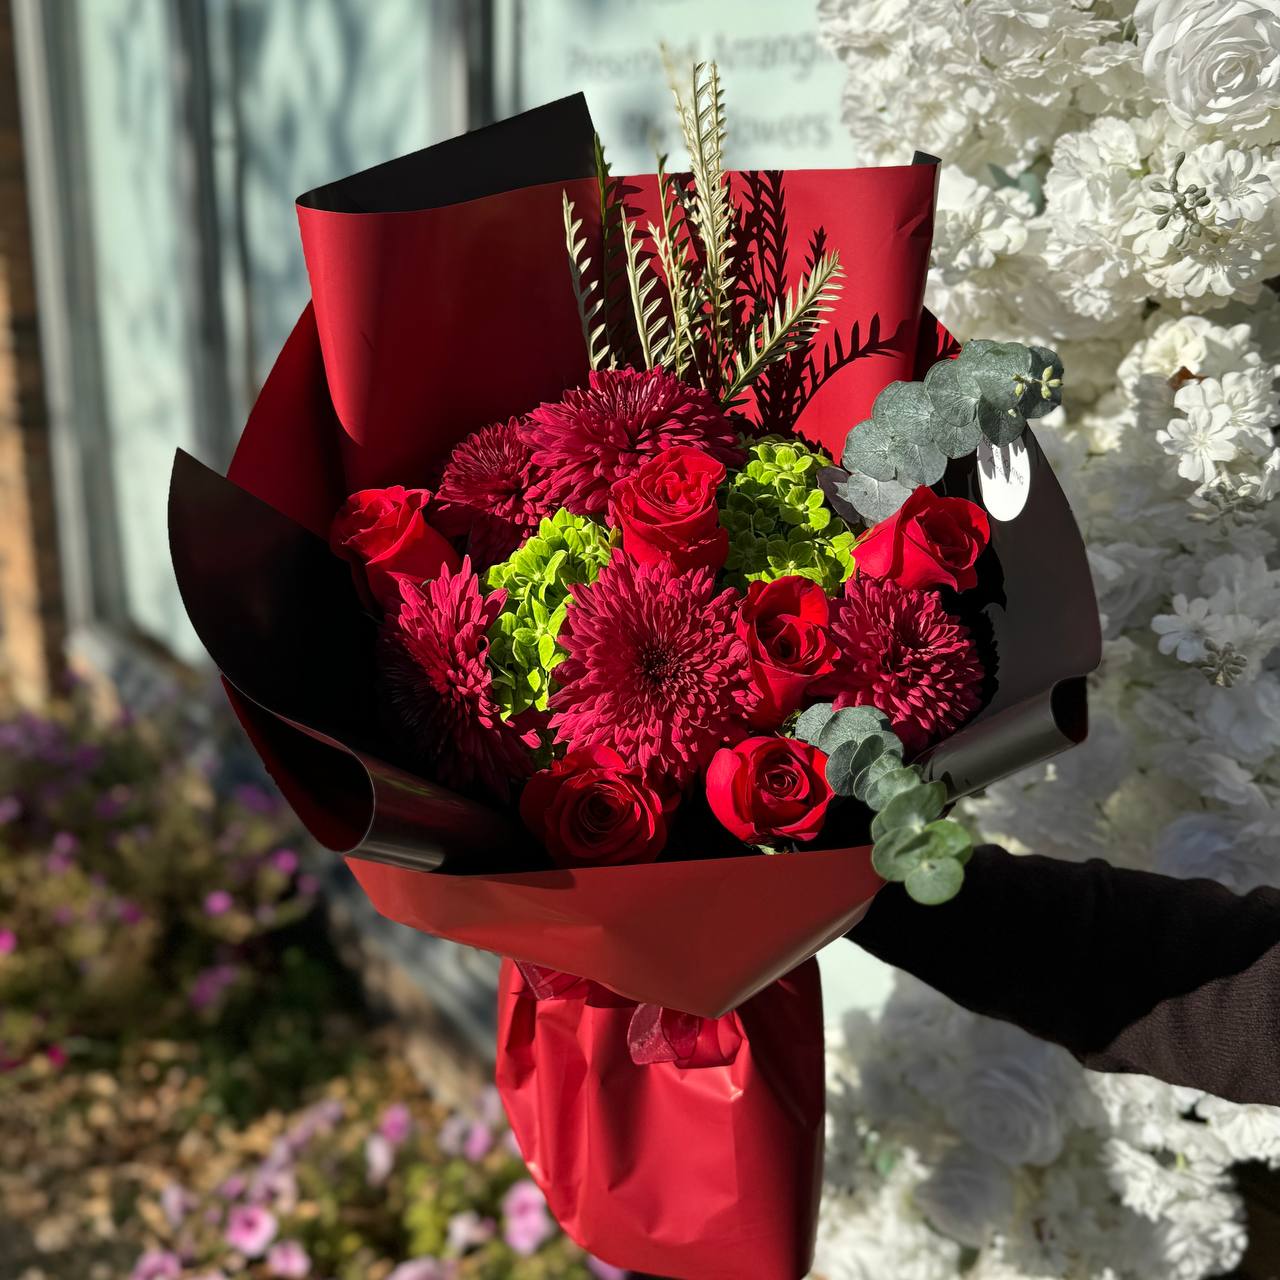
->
<box><xmin>819</xmin><ymin>576</ymin><xmax>983</xmax><ymax>754</ymax></box>
<box><xmin>550</xmin><ymin>556</ymin><xmax>750</xmax><ymax>787</ymax></box>
<box><xmin>382</xmin><ymin>559</ymin><xmax>532</xmax><ymax>800</ymax></box>
<box><xmin>433</xmin><ymin>418</ymin><xmax>550</xmax><ymax>569</ymax></box>
<box><xmin>520</xmin><ymin>367</ymin><xmax>743</xmax><ymax>518</ymax></box>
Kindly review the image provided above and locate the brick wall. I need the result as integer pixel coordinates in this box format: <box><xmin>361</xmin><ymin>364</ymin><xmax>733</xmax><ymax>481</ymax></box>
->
<box><xmin>0</xmin><ymin>0</ymin><xmax>65</xmax><ymax>706</ymax></box>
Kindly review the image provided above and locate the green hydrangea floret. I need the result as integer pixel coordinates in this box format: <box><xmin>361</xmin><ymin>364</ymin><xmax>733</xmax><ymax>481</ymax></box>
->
<box><xmin>719</xmin><ymin>438</ymin><xmax>855</xmax><ymax>593</ymax></box>
<box><xmin>485</xmin><ymin>509</ymin><xmax>615</xmax><ymax>718</ymax></box>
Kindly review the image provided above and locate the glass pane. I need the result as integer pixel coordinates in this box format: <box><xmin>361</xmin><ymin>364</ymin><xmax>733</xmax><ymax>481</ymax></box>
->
<box><xmin>505</xmin><ymin>0</ymin><xmax>849</xmax><ymax>172</ymax></box>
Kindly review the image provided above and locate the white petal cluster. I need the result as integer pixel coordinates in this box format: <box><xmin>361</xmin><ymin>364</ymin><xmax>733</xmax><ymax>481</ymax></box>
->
<box><xmin>817</xmin><ymin>0</ymin><xmax>1280</xmax><ymax>1272</ymax></box>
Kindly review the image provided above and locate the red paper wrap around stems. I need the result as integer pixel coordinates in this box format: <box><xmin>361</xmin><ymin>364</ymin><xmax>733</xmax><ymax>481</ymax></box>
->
<box><xmin>496</xmin><ymin>957</ymin><xmax>826</xmax><ymax>1280</ymax></box>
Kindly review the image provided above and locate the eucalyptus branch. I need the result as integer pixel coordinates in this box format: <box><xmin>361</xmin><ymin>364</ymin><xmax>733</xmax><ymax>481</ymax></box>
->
<box><xmin>620</xmin><ymin>215</ymin><xmax>672</xmax><ymax>371</ymax></box>
<box><xmin>562</xmin><ymin>193</ymin><xmax>611</xmax><ymax>370</ymax></box>
<box><xmin>723</xmin><ymin>251</ymin><xmax>844</xmax><ymax>404</ymax></box>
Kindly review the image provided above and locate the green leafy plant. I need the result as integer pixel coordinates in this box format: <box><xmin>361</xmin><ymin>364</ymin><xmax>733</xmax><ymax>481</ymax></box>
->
<box><xmin>720</xmin><ymin>438</ymin><xmax>856</xmax><ymax>592</ymax></box>
<box><xmin>794</xmin><ymin>703</ymin><xmax>972</xmax><ymax>904</ymax></box>
<box><xmin>834</xmin><ymin>339</ymin><xmax>1064</xmax><ymax>522</ymax></box>
<box><xmin>486</xmin><ymin>510</ymin><xmax>615</xmax><ymax>717</ymax></box>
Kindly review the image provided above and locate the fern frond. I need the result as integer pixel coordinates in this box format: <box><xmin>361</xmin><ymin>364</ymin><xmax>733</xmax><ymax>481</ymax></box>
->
<box><xmin>620</xmin><ymin>215</ymin><xmax>672</xmax><ymax>370</ymax></box>
<box><xmin>666</xmin><ymin>57</ymin><xmax>736</xmax><ymax>389</ymax></box>
<box><xmin>649</xmin><ymin>154</ymin><xmax>699</xmax><ymax>377</ymax></box>
<box><xmin>723</xmin><ymin>251</ymin><xmax>844</xmax><ymax>404</ymax></box>
<box><xmin>593</xmin><ymin>132</ymin><xmax>634</xmax><ymax>362</ymax></box>
<box><xmin>562</xmin><ymin>193</ymin><xmax>611</xmax><ymax>370</ymax></box>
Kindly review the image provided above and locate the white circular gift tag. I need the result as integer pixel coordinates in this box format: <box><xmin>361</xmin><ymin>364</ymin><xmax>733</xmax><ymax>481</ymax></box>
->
<box><xmin>977</xmin><ymin>435</ymin><xmax>1032</xmax><ymax>522</ymax></box>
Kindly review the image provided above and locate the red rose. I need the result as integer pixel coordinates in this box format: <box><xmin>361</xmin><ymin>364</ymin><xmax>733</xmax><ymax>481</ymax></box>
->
<box><xmin>855</xmin><ymin>487</ymin><xmax>991</xmax><ymax>592</ymax></box>
<box><xmin>611</xmin><ymin>445</ymin><xmax>728</xmax><ymax>575</ymax></box>
<box><xmin>520</xmin><ymin>745</ymin><xmax>670</xmax><ymax>867</ymax></box>
<box><xmin>706</xmin><ymin>736</ymin><xmax>834</xmax><ymax>845</ymax></box>
<box><xmin>737</xmin><ymin>576</ymin><xmax>839</xmax><ymax>728</ymax></box>
<box><xmin>329</xmin><ymin>486</ymin><xmax>460</xmax><ymax>611</ymax></box>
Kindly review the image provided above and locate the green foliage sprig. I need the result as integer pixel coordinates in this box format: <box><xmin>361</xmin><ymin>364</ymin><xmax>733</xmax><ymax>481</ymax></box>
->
<box><xmin>834</xmin><ymin>339</ymin><xmax>1064</xmax><ymax>523</ymax></box>
<box><xmin>720</xmin><ymin>438</ymin><xmax>855</xmax><ymax>593</ymax></box>
<box><xmin>562</xmin><ymin>60</ymin><xmax>843</xmax><ymax>404</ymax></box>
<box><xmin>485</xmin><ymin>510</ymin><xmax>615</xmax><ymax>718</ymax></box>
<box><xmin>794</xmin><ymin>703</ymin><xmax>972</xmax><ymax>904</ymax></box>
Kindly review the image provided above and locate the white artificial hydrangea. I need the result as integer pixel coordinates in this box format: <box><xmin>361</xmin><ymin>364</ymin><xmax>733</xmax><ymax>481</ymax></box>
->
<box><xmin>817</xmin><ymin>0</ymin><xmax>1280</xmax><ymax>1273</ymax></box>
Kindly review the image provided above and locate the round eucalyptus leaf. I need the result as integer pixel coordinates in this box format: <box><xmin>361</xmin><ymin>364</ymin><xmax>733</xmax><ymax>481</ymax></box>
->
<box><xmin>919</xmin><ymin>818</ymin><xmax>973</xmax><ymax>864</ymax></box>
<box><xmin>816</xmin><ymin>705</ymin><xmax>891</xmax><ymax>755</ymax></box>
<box><xmin>825</xmin><ymin>737</ymin><xmax>864</xmax><ymax>797</ymax></box>
<box><xmin>836</xmin><ymin>472</ymin><xmax>914</xmax><ymax>524</ymax></box>
<box><xmin>794</xmin><ymin>701</ymin><xmax>836</xmax><ymax>746</ymax></box>
<box><xmin>904</xmin><ymin>856</ymin><xmax>964</xmax><ymax>905</ymax></box>
<box><xmin>872</xmin><ymin>381</ymin><xmax>935</xmax><ymax>439</ymax></box>
<box><xmin>887</xmin><ymin>433</ymin><xmax>948</xmax><ymax>487</ymax></box>
<box><xmin>975</xmin><ymin>397</ymin><xmax>1027</xmax><ymax>447</ymax></box>
<box><xmin>865</xmin><ymin>764</ymin><xmax>923</xmax><ymax>812</ymax></box>
<box><xmin>853</xmin><ymin>749</ymin><xmax>906</xmax><ymax>803</ymax></box>
<box><xmin>870</xmin><ymin>779</ymin><xmax>947</xmax><ymax>842</ymax></box>
<box><xmin>871</xmin><ymin>826</ymin><xmax>932</xmax><ymax>880</ymax></box>
<box><xmin>842</xmin><ymin>418</ymin><xmax>898</xmax><ymax>482</ymax></box>
<box><xmin>961</xmin><ymin>341</ymin><xmax>1035</xmax><ymax>411</ymax></box>
<box><xmin>924</xmin><ymin>360</ymin><xmax>983</xmax><ymax>457</ymax></box>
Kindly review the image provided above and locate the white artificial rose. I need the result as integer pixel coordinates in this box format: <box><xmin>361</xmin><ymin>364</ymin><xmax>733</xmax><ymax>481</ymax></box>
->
<box><xmin>947</xmin><ymin>1051</ymin><xmax>1068</xmax><ymax>1167</ymax></box>
<box><xmin>1135</xmin><ymin>0</ymin><xmax>1280</xmax><ymax>135</ymax></box>
<box><xmin>914</xmin><ymin>1146</ymin><xmax>1016</xmax><ymax>1247</ymax></box>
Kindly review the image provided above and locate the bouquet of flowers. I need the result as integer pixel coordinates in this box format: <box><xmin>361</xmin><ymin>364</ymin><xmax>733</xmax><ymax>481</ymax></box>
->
<box><xmin>169</xmin><ymin>64</ymin><xmax>1099</xmax><ymax>1280</ymax></box>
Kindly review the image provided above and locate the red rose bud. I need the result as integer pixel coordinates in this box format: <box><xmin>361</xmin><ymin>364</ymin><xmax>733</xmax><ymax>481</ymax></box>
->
<box><xmin>519</xmin><ymin>745</ymin><xmax>670</xmax><ymax>868</ymax></box>
<box><xmin>855</xmin><ymin>487</ymin><xmax>991</xmax><ymax>593</ymax></box>
<box><xmin>738</xmin><ymin>576</ymin><xmax>839</xmax><ymax>728</ymax></box>
<box><xmin>330</xmin><ymin>486</ymin><xmax>460</xmax><ymax>611</ymax></box>
<box><xmin>611</xmin><ymin>444</ymin><xmax>728</xmax><ymax>575</ymax></box>
<box><xmin>705</xmin><ymin>736</ymin><xmax>834</xmax><ymax>846</ymax></box>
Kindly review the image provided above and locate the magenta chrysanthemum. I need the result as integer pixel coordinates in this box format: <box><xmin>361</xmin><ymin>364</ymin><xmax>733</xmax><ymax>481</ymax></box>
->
<box><xmin>550</xmin><ymin>556</ymin><xmax>750</xmax><ymax>787</ymax></box>
<box><xmin>819</xmin><ymin>576</ymin><xmax>983</xmax><ymax>754</ymax></box>
<box><xmin>520</xmin><ymin>367</ymin><xmax>743</xmax><ymax>518</ymax></box>
<box><xmin>381</xmin><ymin>559</ymin><xmax>531</xmax><ymax>800</ymax></box>
<box><xmin>433</xmin><ymin>419</ymin><xmax>550</xmax><ymax>569</ymax></box>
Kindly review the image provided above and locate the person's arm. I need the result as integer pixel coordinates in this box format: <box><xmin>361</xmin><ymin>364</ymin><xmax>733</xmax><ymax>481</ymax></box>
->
<box><xmin>848</xmin><ymin>845</ymin><xmax>1280</xmax><ymax>1105</ymax></box>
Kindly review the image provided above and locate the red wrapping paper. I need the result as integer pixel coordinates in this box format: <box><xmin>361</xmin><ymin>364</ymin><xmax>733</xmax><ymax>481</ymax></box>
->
<box><xmin>170</xmin><ymin>97</ymin><xmax>1098</xmax><ymax>1280</ymax></box>
<box><xmin>496</xmin><ymin>958</ymin><xmax>826</xmax><ymax>1280</ymax></box>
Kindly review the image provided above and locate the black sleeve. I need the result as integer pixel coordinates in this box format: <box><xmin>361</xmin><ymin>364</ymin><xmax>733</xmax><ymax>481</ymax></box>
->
<box><xmin>847</xmin><ymin>845</ymin><xmax>1280</xmax><ymax>1105</ymax></box>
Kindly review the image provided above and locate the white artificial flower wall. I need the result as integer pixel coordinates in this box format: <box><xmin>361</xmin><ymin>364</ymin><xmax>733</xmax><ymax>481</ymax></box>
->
<box><xmin>815</xmin><ymin>0</ymin><xmax>1280</xmax><ymax>1274</ymax></box>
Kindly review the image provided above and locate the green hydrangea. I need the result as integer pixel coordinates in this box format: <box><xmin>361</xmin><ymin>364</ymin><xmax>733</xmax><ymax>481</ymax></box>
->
<box><xmin>720</xmin><ymin>438</ymin><xmax>855</xmax><ymax>592</ymax></box>
<box><xmin>485</xmin><ymin>509</ymin><xmax>615</xmax><ymax>718</ymax></box>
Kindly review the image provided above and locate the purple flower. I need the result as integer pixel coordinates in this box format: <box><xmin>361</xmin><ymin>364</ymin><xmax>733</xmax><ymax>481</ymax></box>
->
<box><xmin>462</xmin><ymin>1121</ymin><xmax>493</xmax><ymax>1162</ymax></box>
<box><xmin>297</xmin><ymin>873</ymin><xmax>319</xmax><ymax>896</ymax></box>
<box><xmin>130</xmin><ymin>1250</ymin><xmax>182</xmax><ymax>1280</ymax></box>
<box><xmin>479</xmin><ymin>1085</ymin><xmax>506</xmax><ymax>1128</ymax></box>
<box><xmin>271</xmin><ymin>848</ymin><xmax>300</xmax><ymax>875</ymax></box>
<box><xmin>52</xmin><ymin>831</ymin><xmax>79</xmax><ymax>857</ymax></box>
<box><xmin>447</xmin><ymin>1209</ymin><xmax>495</xmax><ymax>1253</ymax></box>
<box><xmin>233</xmin><ymin>783</ymin><xmax>277</xmax><ymax>814</ymax></box>
<box><xmin>365</xmin><ymin>1133</ymin><xmax>395</xmax><ymax>1186</ymax></box>
<box><xmin>266</xmin><ymin>1239</ymin><xmax>311</xmax><ymax>1278</ymax></box>
<box><xmin>204</xmin><ymin>889</ymin><xmax>233</xmax><ymax>917</ymax></box>
<box><xmin>52</xmin><ymin>905</ymin><xmax>76</xmax><ymax>927</ymax></box>
<box><xmin>379</xmin><ymin>1102</ymin><xmax>413</xmax><ymax>1146</ymax></box>
<box><xmin>189</xmin><ymin>964</ymin><xmax>240</xmax><ymax>1012</ymax></box>
<box><xmin>502</xmin><ymin>1179</ymin><xmax>555</xmax><ymax>1257</ymax></box>
<box><xmin>217</xmin><ymin>1173</ymin><xmax>247</xmax><ymax>1201</ymax></box>
<box><xmin>116</xmin><ymin>899</ymin><xmax>145</xmax><ymax>925</ymax></box>
<box><xmin>438</xmin><ymin>1113</ymin><xmax>469</xmax><ymax>1156</ymax></box>
<box><xmin>225</xmin><ymin>1204</ymin><xmax>278</xmax><ymax>1257</ymax></box>
<box><xmin>388</xmin><ymin>1261</ymin><xmax>451</xmax><ymax>1280</ymax></box>
<box><xmin>587</xmin><ymin>1258</ymin><xmax>628</xmax><ymax>1280</ymax></box>
<box><xmin>94</xmin><ymin>785</ymin><xmax>131</xmax><ymax>819</ymax></box>
<box><xmin>0</xmin><ymin>929</ymin><xmax>15</xmax><ymax>956</ymax></box>
<box><xmin>285</xmin><ymin>1098</ymin><xmax>343</xmax><ymax>1151</ymax></box>
<box><xmin>160</xmin><ymin>1181</ymin><xmax>195</xmax><ymax>1227</ymax></box>
<box><xmin>0</xmin><ymin>796</ymin><xmax>21</xmax><ymax>824</ymax></box>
